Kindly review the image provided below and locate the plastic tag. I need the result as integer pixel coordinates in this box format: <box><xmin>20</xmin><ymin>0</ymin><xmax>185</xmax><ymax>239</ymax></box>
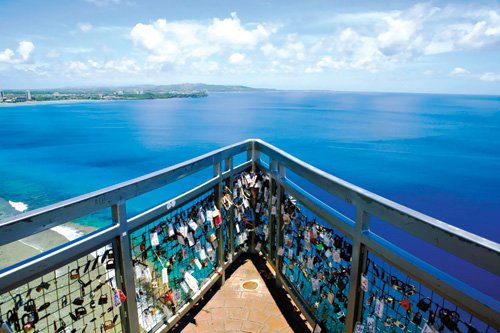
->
<box><xmin>354</xmin><ymin>323</ymin><xmax>364</xmax><ymax>333</ymax></box>
<box><xmin>174</xmin><ymin>289</ymin><xmax>181</xmax><ymax>302</ymax></box>
<box><xmin>333</xmin><ymin>250</ymin><xmax>341</xmax><ymax>263</ymax></box>
<box><xmin>278</xmin><ymin>247</ymin><xmax>285</xmax><ymax>256</ymax></box>
<box><xmin>188</xmin><ymin>219</ymin><xmax>198</xmax><ymax>231</ymax></box>
<box><xmin>288</xmin><ymin>248</ymin><xmax>294</xmax><ymax>259</ymax></box>
<box><xmin>325</xmin><ymin>249</ymin><xmax>332</xmax><ymax>258</ymax></box>
<box><xmin>206</xmin><ymin>210</ymin><xmax>213</xmax><ymax>223</ymax></box>
<box><xmin>168</xmin><ymin>224</ymin><xmax>174</xmax><ymax>237</ymax></box>
<box><xmin>272</xmin><ymin>196</ymin><xmax>277</xmax><ymax>205</ymax></box>
<box><xmin>187</xmin><ymin>232</ymin><xmax>195</xmax><ymax>247</ymax></box>
<box><xmin>150</xmin><ymin>232</ymin><xmax>159</xmax><ymax>246</ymax></box>
<box><xmin>184</xmin><ymin>271</ymin><xmax>199</xmax><ymax>292</ymax></box>
<box><xmin>180</xmin><ymin>281</ymin><xmax>189</xmax><ymax>294</ymax></box>
<box><xmin>194</xmin><ymin>258</ymin><xmax>202</xmax><ymax>270</ymax></box>
<box><xmin>162</xmin><ymin>268</ymin><xmax>169</xmax><ymax>285</ymax></box>
<box><xmin>255</xmin><ymin>243</ymin><xmax>262</xmax><ymax>252</ymax></box>
<box><xmin>375</xmin><ymin>299</ymin><xmax>384</xmax><ymax>318</ymax></box>
<box><xmin>361</xmin><ymin>274</ymin><xmax>369</xmax><ymax>292</ymax></box>
<box><xmin>282</xmin><ymin>264</ymin><xmax>286</xmax><ymax>275</ymax></box>
<box><xmin>143</xmin><ymin>267</ymin><xmax>152</xmax><ymax>282</ymax></box>
<box><xmin>233</xmin><ymin>188</ymin><xmax>238</xmax><ymax>199</ymax></box>
<box><xmin>199</xmin><ymin>249</ymin><xmax>207</xmax><ymax>260</ymax></box>
<box><xmin>313</xmin><ymin>324</ymin><xmax>322</xmax><ymax>333</ymax></box>
<box><xmin>177</xmin><ymin>234</ymin><xmax>185</xmax><ymax>245</ymax></box>
<box><xmin>307</xmin><ymin>257</ymin><xmax>314</xmax><ymax>269</ymax></box>
<box><xmin>367</xmin><ymin>317</ymin><xmax>375</xmax><ymax>333</ymax></box>
<box><xmin>312</xmin><ymin>278</ymin><xmax>320</xmax><ymax>291</ymax></box>
<box><xmin>255</xmin><ymin>202</ymin><xmax>261</xmax><ymax>213</ymax></box>
<box><xmin>243</xmin><ymin>198</ymin><xmax>250</xmax><ymax>209</ymax></box>
<box><xmin>327</xmin><ymin>293</ymin><xmax>334</xmax><ymax>304</ymax></box>
<box><xmin>271</xmin><ymin>206</ymin><xmax>277</xmax><ymax>215</ymax></box>
<box><xmin>197</xmin><ymin>210</ymin><xmax>205</xmax><ymax>224</ymax></box>
<box><xmin>134</xmin><ymin>265</ymin><xmax>143</xmax><ymax>279</ymax></box>
<box><xmin>235</xmin><ymin>223</ymin><xmax>240</xmax><ymax>234</ymax></box>
<box><xmin>179</xmin><ymin>225</ymin><xmax>188</xmax><ymax>237</ymax></box>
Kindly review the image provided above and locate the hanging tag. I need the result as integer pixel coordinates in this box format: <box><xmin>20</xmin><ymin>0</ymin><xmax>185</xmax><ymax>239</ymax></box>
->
<box><xmin>187</xmin><ymin>232</ymin><xmax>195</xmax><ymax>247</ymax></box>
<box><xmin>237</xmin><ymin>179</ymin><xmax>242</xmax><ymax>188</ymax></box>
<box><xmin>255</xmin><ymin>180</ymin><xmax>262</xmax><ymax>188</ymax></box>
<box><xmin>113</xmin><ymin>288</ymin><xmax>126</xmax><ymax>307</ymax></box>
<box><xmin>195</xmin><ymin>240</ymin><xmax>202</xmax><ymax>252</ymax></box>
<box><xmin>305</xmin><ymin>240</ymin><xmax>311</xmax><ymax>251</ymax></box>
<box><xmin>281</xmin><ymin>205</ymin><xmax>285</xmax><ymax>214</ymax></box>
<box><xmin>162</xmin><ymin>268</ymin><xmax>169</xmax><ymax>285</ymax></box>
<box><xmin>168</xmin><ymin>224</ymin><xmax>175</xmax><ymax>237</ymax></box>
<box><xmin>304</xmin><ymin>231</ymin><xmax>310</xmax><ymax>243</ymax></box>
<box><xmin>213</xmin><ymin>208</ymin><xmax>222</xmax><ymax>227</ymax></box>
<box><xmin>278</xmin><ymin>247</ymin><xmax>285</xmax><ymax>256</ymax></box>
<box><xmin>134</xmin><ymin>265</ymin><xmax>143</xmax><ymax>279</ymax></box>
<box><xmin>312</xmin><ymin>278</ymin><xmax>320</xmax><ymax>291</ymax></box>
<box><xmin>272</xmin><ymin>196</ymin><xmax>277</xmax><ymax>205</ymax></box>
<box><xmin>184</xmin><ymin>271</ymin><xmax>199</xmax><ymax>292</ymax></box>
<box><xmin>180</xmin><ymin>225</ymin><xmax>188</xmax><ymax>237</ymax></box>
<box><xmin>313</xmin><ymin>324</ymin><xmax>322</xmax><ymax>333</ymax></box>
<box><xmin>177</xmin><ymin>234</ymin><xmax>185</xmax><ymax>245</ymax></box>
<box><xmin>354</xmin><ymin>322</ymin><xmax>365</xmax><ymax>333</ymax></box>
<box><xmin>174</xmin><ymin>289</ymin><xmax>181</xmax><ymax>302</ymax></box>
<box><xmin>288</xmin><ymin>248</ymin><xmax>294</xmax><ymax>259</ymax></box>
<box><xmin>150</xmin><ymin>232</ymin><xmax>159</xmax><ymax>246</ymax></box>
<box><xmin>375</xmin><ymin>299</ymin><xmax>384</xmax><ymax>318</ymax></box>
<box><xmin>188</xmin><ymin>219</ymin><xmax>198</xmax><ymax>231</ymax></box>
<box><xmin>206</xmin><ymin>210</ymin><xmax>213</xmax><ymax>223</ymax></box>
<box><xmin>325</xmin><ymin>249</ymin><xmax>332</xmax><ymax>258</ymax></box>
<box><xmin>255</xmin><ymin>242</ymin><xmax>262</xmax><ymax>252</ymax></box>
<box><xmin>212</xmin><ymin>239</ymin><xmax>218</xmax><ymax>249</ymax></box>
<box><xmin>238</xmin><ymin>234</ymin><xmax>244</xmax><ymax>244</ymax></box>
<box><xmin>307</xmin><ymin>257</ymin><xmax>314</xmax><ymax>270</ymax></box>
<box><xmin>180</xmin><ymin>281</ymin><xmax>189</xmax><ymax>294</ymax></box>
<box><xmin>199</xmin><ymin>249</ymin><xmax>207</xmax><ymax>260</ymax></box>
<box><xmin>194</xmin><ymin>258</ymin><xmax>202</xmax><ymax>270</ymax></box>
<box><xmin>366</xmin><ymin>317</ymin><xmax>376</xmax><ymax>333</ymax></box>
<box><xmin>255</xmin><ymin>202</ymin><xmax>261</xmax><ymax>213</ymax></box>
<box><xmin>205</xmin><ymin>242</ymin><xmax>214</xmax><ymax>254</ymax></box>
<box><xmin>333</xmin><ymin>250</ymin><xmax>341</xmax><ymax>263</ymax></box>
<box><xmin>243</xmin><ymin>198</ymin><xmax>250</xmax><ymax>209</ymax></box>
<box><xmin>327</xmin><ymin>292</ymin><xmax>334</xmax><ymax>304</ymax></box>
<box><xmin>233</xmin><ymin>188</ymin><xmax>238</xmax><ymax>199</ymax></box>
<box><xmin>271</xmin><ymin>206</ymin><xmax>277</xmax><ymax>216</ymax></box>
<box><xmin>282</xmin><ymin>264</ymin><xmax>286</xmax><ymax>275</ymax></box>
<box><xmin>361</xmin><ymin>274</ymin><xmax>369</xmax><ymax>292</ymax></box>
<box><xmin>143</xmin><ymin>267</ymin><xmax>152</xmax><ymax>282</ymax></box>
<box><xmin>235</xmin><ymin>223</ymin><xmax>240</xmax><ymax>234</ymax></box>
<box><xmin>197</xmin><ymin>210</ymin><xmax>205</xmax><ymax>224</ymax></box>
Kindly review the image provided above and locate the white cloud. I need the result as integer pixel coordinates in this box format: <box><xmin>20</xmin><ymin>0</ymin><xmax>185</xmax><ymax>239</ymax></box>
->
<box><xmin>0</xmin><ymin>41</ymin><xmax>34</xmax><ymax>64</ymax></box>
<box><xmin>458</xmin><ymin>10</ymin><xmax>500</xmax><ymax>48</ymax></box>
<box><xmin>130</xmin><ymin>13</ymin><xmax>276</xmax><ymax>68</ymax></box>
<box><xmin>207</xmin><ymin>12</ymin><xmax>275</xmax><ymax>47</ymax></box>
<box><xmin>449</xmin><ymin>67</ymin><xmax>470</xmax><ymax>76</ymax></box>
<box><xmin>78</xmin><ymin>22</ymin><xmax>93</xmax><ymax>32</ymax></box>
<box><xmin>480</xmin><ymin>72</ymin><xmax>500</xmax><ymax>81</ymax></box>
<box><xmin>64</xmin><ymin>57</ymin><xmax>140</xmax><ymax>77</ymax></box>
<box><xmin>229</xmin><ymin>52</ymin><xmax>247</xmax><ymax>64</ymax></box>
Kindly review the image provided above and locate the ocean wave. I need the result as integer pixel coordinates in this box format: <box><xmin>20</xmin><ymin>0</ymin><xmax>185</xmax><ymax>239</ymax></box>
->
<box><xmin>51</xmin><ymin>225</ymin><xmax>85</xmax><ymax>241</ymax></box>
<box><xmin>8</xmin><ymin>200</ymin><xmax>28</xmax><ymax>212</ymax></box>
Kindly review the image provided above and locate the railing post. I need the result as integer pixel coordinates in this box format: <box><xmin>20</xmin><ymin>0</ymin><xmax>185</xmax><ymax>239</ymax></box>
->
<box><xmin>112</xmin><ymin>202</ymin><xmax>141</xmax><ymax>333</ymax></box>
<box><xmin>225</xmin><ymin>156</ymin><xmax>235</xmax><ymax>262</ymax></box>
<box><xmin>345</xmin><ymin>207</ymin><xmax>370</xmax><ymax>333</ymax></box>
<box><xmin>275</xmin><ymin>164</ymin><xmax>285</xmax><ymax>281</ymax></box>
<box><xmin>249</xmin><ymin>144</ymin><xmax>260</xmax><ymax>252</ymax></box>
<box><xmin>213</xmin><ymin>161</ymin><xmax>225</xmax><ymax>285</ymax></box>
<box><xmin>268</xmin><ymin>159</ymin><xmax>278</xmax><ymax>266</ymax></box>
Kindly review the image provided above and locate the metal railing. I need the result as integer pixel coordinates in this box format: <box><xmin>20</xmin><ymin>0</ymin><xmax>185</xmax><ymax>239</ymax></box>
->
<box><xmin>0</xmin><ymin>139</ymin><xmax>498</xmax><ymax>333</ymax></box>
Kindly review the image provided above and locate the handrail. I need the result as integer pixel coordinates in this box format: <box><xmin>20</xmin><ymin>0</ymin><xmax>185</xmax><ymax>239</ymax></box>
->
<box><xmin>0</xmin><ymin>139</ymin><xmax>498</xmax><ymax>333</ymax></box>
<box><xmin>253</xmin><ymin>139</ymin><xmax>500</xmax><ymax>276</ymax></box>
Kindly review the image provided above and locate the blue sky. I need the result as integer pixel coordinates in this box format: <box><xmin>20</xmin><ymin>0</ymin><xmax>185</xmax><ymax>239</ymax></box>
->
<box><xmin>0</xmin><ymin>0</ymin><xmax>499</xmax><ymax>94</ymax></box>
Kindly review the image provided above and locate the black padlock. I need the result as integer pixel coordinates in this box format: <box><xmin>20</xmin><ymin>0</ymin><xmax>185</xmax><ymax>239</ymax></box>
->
<box><xmin>412</xmin><ymin>312</ymin><xmax>423</xmax><ymax>325</ymax></box>
<box><xmin>417</xmin><ymin>297</ymin><xmax>432</xmax><ymax>312</ymax></box>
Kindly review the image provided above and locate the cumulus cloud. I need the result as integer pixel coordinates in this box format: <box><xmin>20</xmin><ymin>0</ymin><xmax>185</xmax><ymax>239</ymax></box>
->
<box><xmin>449</xmin><ymin>67</ymin><xmax>470</xmax><ymax>76</ymax></box>
<box><xmin>229</xmin><ymin>52</ymin><xmax>247</xmax><ymax>64</ymax></box>
<box><xmin>130</xmin><ymin>13</ymin><xmax>276</xmax><ymax>67</ymax></box>
<box><xmin>480</xmin><ymin>72</ymin><xmax>500</xmax><ymax>81</ymax></box>
<box><xmin>78</xmin><ymin>22</ymin><xmax>93</xmax><ymax>32</ymax></box>
<box><xmin>0</xmin><ymin>41</ymin><xmax>34</xmax><ymax>64</ymax></box>
<box><xmin>64</xmin><ymin>58</ymin><xmax>140</xmax><ymax>77</ymax></box>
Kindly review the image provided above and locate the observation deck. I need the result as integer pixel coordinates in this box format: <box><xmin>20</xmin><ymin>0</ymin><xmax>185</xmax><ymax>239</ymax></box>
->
<box><xmin>0</xmin><ymin>139</ymin><xmax>498</xmax><ymax>333</ymax></box>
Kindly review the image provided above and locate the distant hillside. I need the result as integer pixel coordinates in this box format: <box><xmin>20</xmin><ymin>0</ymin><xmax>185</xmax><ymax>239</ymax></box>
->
<box><xmin>126</xmin><ymin>83</ymin><xmax>272</xmax><ymax>93</ymax></box>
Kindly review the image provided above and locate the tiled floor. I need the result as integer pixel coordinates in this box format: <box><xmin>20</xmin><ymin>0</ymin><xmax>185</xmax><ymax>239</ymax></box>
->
<box><xmin>180</xmin><ymin>258</ymin><xmax>309</xmax><ymax>333</ymax></box>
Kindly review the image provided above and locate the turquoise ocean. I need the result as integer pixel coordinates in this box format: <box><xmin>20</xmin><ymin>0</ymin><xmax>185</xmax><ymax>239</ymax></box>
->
<box><xmin>0</xmin><ymin>91</ymin><xmax>499</xmax><ymax>299</ymax></box>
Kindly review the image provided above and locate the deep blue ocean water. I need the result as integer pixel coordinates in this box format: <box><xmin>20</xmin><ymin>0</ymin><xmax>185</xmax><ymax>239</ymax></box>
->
<box><xmin>0</xmin><ymin>91</ymin><xmax>499</xmax><ymax>299</ymax></box>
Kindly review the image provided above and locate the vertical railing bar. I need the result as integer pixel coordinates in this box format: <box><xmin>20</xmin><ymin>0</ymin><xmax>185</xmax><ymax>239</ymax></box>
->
<box><xmin>111</xmin><ymin>202</ymin><xmax>141</xmax><ymax>333</ymax></box>
<box><xmin>213</xmin><ymin>160</ymin><xmax>225</xmax><ymax>285</ymax></box>
<box><xmin>249</xmin><ymin>145</ymin><xmax>260</xmax><ymax>252</ymax></box>
<box><xmin>345</xmin><ymin>207</ymin><xmax>370</xmax><ymax>333</ymax></box>
<box><xmin>268</xmin><ymin>159</ymin><xmax>278</xmax><ymax>273</ymax></box>
<box><xmin>275</xmin><ymin>163</ymin><xmax>285</xmax><ymax>281</ymax></box>
<box><xmin>225</xmin><ymin>156</ymin><xmax>235</xmax><ymax>262</ymax></box>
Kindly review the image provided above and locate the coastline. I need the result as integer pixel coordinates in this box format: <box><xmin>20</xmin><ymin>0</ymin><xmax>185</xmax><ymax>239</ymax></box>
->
<box><xmin>0</xmin><ymin>99</ymin><xmax>116</xmax><ymax>107</ymax></box>
<box><xmin>0</xmin><ymin>197</ymin><xmax>97</xmax><ymax>269</ymax></box>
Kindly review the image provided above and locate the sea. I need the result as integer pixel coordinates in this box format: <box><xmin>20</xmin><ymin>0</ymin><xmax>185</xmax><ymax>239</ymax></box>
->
<box><xmin>0</xmin><ymin>91</ymin><xmax>499</xmax><ymax>301</ymax></box>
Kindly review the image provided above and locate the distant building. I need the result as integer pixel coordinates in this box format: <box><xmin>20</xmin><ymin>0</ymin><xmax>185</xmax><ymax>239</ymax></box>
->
<box><xmin>26</xmin><ymin>90</ymin><xmax>31</xmax><ymax>100</ymax></box>
<box><xmin>16</xmin><ymin>96</ymin><xmax>27</xmax><ymax>102</ymax></box>
<box><xmin>0</xmin><ymin>90</ymin><xmax>4</xmax><ymax>101</ymax></box>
